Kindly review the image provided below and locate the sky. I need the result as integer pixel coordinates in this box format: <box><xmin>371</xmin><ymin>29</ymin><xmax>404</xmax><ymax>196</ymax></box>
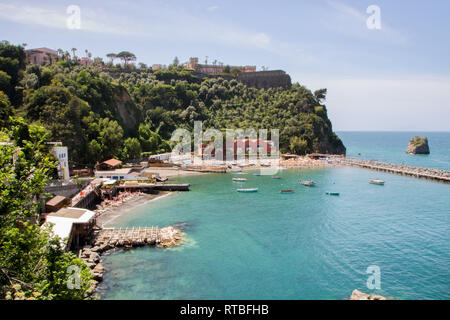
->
<box><xmin>1</xmin><ymin>0</ymin><xmax>449</xmax><ymax>131</ymax></box>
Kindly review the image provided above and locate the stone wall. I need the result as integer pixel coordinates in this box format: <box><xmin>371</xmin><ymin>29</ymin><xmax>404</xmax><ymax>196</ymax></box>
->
<box><xmin>237</xmin><ymin>70</ymin><xmax>292</xmax><ymax>89</ymax></box>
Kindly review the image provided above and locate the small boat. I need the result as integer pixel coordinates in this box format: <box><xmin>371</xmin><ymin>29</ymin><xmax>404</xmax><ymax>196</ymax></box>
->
<box><xmin>300</xmin><ymin>180</ymin><xmax>315</xmax><ymax>186</ymax></box>
<box><xmin>280</xmin><ymin>190</ymin><xmax>295</xmax><ymax>193</ymax></box>
<box><xmin>237</xmin><ymin>188</ymin><xmax>258</xmax><ymax>193</ymax></box>
<box><xmin>231</xmin><ymin>169</ymin><xmax>242</xmax><ymax>173</ymax></box>
<box><xmin>369</xmin><ymin>179</ymin><xmax>385</xmax><ymax>185</ymax></box>
<box><xmin>272</xmin><ymin>176</ymin><xmax>281</xmax><ymax>179</ymax></box>
<box><xmin>253</xmin><ymin>173</ymin><xmax>261</xmax><ymax>176</ymax></box>
<box><xmin>326</xmin><ymin>192</ymin><xmax>340</xmax><ymax>196</ymax></box>
<box><xmin>232</xmin><ymin>178</ymin><xmax>247</xmax><ymax>182</ymax></box>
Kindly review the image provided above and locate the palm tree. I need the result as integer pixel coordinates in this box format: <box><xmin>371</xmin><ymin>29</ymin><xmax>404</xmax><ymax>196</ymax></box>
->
<box><xmin>71</xmin><ymin>48</ymin><xmax>77</xmax><ymax>58</ymax></box>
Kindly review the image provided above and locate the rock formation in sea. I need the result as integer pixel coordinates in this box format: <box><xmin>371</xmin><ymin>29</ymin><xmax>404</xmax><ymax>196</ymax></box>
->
<box><xmin>350</xmin><ymin>289</ymin><xmax>387</xmax><ymax>300</ymax></box>
<box><xmin>406</xmin><ymin>136</ymin><xmax>430</xmax><ymax>154</ymax></box>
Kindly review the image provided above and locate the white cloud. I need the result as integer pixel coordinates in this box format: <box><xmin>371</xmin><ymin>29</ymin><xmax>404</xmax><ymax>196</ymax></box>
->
<box><xmin>0</xmin><ymin>2</ymin><xmax>274</xmax><ymax>50</ymax></box>
<box><xmin>207</xmin><ymin>6</ymin><xmax>219</xmax><ymax>12</ymax></box>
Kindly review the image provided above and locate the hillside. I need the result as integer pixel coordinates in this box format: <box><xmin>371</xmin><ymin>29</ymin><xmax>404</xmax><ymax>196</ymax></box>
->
<box><xmin>0</xmin><ymin>41</ymin><xmax>345</xmax><ymax>167</ymax></box>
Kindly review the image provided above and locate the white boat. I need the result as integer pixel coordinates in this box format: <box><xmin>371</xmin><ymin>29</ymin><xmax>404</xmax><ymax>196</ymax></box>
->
<box><xmin>232</xmin><ymin>178</ymin><xmax>247</xmax><ymax>182</ymax></box>
<box><xmin>300</xmin><ymin>180</ymin><xmax>315</xmax><ymax>186</ymax></box>
<box><xmin>369</xmin><ymin>179</ymin><xmax>385</xmax><ymax>185</ymax></box>
<box><xmin>237</xmin><ymin>188</ymin><xmax>258</xmax><ymax>193</ymax></box>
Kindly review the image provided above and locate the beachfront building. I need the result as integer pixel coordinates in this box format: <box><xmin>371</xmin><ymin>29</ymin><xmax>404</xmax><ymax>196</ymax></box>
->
<box><xmin>49</xmin><ymin>144</ymin><xmax>70</xmax><ymax>181</ymax></box>
<box><xmin>198</xmin><ymin>139</ymin><xmax>276</xmax><ymax>160</ymax></box>
<box><xmin>45</xmin><ymin>207</ymin><xmax>96</xmax><ymax>250</ymax></box>
<box><xmin>26</xmin><ymin>47</ymin><xmax>58</xmax><ymax>65</ymax></box>
<box><xmin>94</xmin><ymin>158</ymin><xmax>148</xmax><ymax>180</ymax></box>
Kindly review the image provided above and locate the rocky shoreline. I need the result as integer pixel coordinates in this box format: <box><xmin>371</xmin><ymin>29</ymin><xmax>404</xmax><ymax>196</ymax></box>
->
<box><xmin>79</xmin><ymin>226</ymin><xmax>185</xmax><ymax>291</ymax></box>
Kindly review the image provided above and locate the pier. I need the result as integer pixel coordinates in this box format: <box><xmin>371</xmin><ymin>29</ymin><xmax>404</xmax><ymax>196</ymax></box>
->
<box><xmin>95</xmin><ymin>226</ymin><xmax>161</xmax><ymax>246</ymax></box>
<box><xmin>93</xmin><ymin>225</ymin><xmax>183</xmax><ymax>249</ymax></box>
<box><xmin>342</xmin><ymin>158</ymin><xmax>450</xmax><ymax>184</ymax></box>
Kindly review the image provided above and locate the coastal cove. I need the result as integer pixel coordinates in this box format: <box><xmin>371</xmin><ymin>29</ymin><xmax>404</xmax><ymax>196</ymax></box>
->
<box><xmin>97</xmin><ymin>166</ymin><xmax>450</xmax><ymax>300</ymax></box>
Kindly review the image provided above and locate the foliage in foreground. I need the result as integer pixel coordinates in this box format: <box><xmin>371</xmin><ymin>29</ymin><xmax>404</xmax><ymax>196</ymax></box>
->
<box><xmin>0</xmin><ymin>118</ymin><xmax>94</xmax><ymax>300</ymax></box>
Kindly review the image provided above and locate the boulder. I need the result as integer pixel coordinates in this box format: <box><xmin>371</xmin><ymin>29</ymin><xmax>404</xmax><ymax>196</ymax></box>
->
<box><xmin>89</xmin><ymin>252</ymin><xmax>101</xmax><ymax>264</ymax></box>
<box><xmin>93</xmin><ymin>263</ymin><xmax>105</xmax><ymax>274</ymax></box>
<box><xmin>350</xmin><ymin>289</ymin><xmax>387</xmax><ymax>300</ymax></box>
<box><xmin>406</xmin><ymin>136</ymin><xmax>430</xmax><ymax>154</ymax></box>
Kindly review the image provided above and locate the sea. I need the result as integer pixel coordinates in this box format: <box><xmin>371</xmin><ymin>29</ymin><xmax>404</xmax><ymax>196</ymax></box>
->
<box><xmin>97</xmin><ymin>132</ymin><xmax>450</xmax><ymax>300</ymax></box>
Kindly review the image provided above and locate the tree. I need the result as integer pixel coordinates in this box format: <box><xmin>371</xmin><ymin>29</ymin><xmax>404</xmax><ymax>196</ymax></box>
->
<box><xmin>138</xmin><ymin>62</ymin><xmax>147</xmax><ymax>69</ymax></box>
<box><xmin>122</xmin><ymin>137</ymin><xmax>142</xmax><ymax>160</ymax></box>
<box><xmin>71</xmin><ymin>48</ymin><xmax>77</xmax><ymax>59</ymax></box>
<box><xmin>116</xmin><ymin>51</ymin><xmax>136</xmax><ymax>67</ymax></box>
<box><xmin>172</xmin><ymin>56</ymin><xmax>179</xmax><ymax>66</ymax></box>
<box><xmin>0</xmin><ymin>91</ymin><xmax>12</xmax><ymax>128</ymax></box>
<box><xmin>222</xmin><ymin>65</ymin><xmax>231</xmax><ymax>73</ymax></box>
<box><xmin>0</xmin><ymin>119</ymin><xmax>94</xmax><ymax>299</ymax></box>
<box><xmin>106</xmin><ymin>53</ymin><xmax>117</xmax><ymax>65</ymax></box>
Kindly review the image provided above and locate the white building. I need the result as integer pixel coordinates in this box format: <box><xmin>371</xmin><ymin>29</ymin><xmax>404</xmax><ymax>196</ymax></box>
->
<box><xmin>50</xmin><ymin>145</ymin><xmax>70</xmax><ymax>181</ymax></box>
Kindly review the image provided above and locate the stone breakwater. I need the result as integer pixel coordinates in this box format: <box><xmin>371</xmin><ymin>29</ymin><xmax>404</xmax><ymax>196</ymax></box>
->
<box><xmin>79</xmin><ymin>226</ymin><xmax>184</xmax><ymax>287</ymax></box>
<box><xmin>350</xmin><ymin>289</ymin><xmax>387</xmax><ymax>300</ymax></box>
<box><xmin>342</xmin><ymin>158</ymin><xmax>450</xmax><ymax>183</ymax></box>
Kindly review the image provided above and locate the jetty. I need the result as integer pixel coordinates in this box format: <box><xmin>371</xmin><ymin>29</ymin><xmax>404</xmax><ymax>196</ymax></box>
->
<box><xmin>343</xmin><ymin>158</ymin><xmax>450</xmax><ymax>184</ymax></box>
<box><xmin>95</xmin><ymin>226</ymin><xmax>161</xmax><ymax>246</ymax></box>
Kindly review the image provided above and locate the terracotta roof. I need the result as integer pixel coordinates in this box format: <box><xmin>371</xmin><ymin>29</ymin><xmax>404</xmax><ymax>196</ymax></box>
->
<box><xmin>101</xmin><ymin>159</ymin><xmax>122</xmax><ymax>167</ymax></box>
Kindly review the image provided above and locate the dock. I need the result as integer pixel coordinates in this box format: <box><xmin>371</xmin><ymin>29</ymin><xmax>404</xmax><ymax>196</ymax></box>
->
<box><xmin>343</xmin><ymin>158</ymin><xmax>450</xmax><ymax>184</ymax></box>
<box><xmin>93</xmin><ymin>225</ymin><xmax>183</xmax><ymax>248</ymax></box>
<box><xmin>95</xmin><ymin>226</ymin><xmax>161</xmax><ymax>246</ymax></box>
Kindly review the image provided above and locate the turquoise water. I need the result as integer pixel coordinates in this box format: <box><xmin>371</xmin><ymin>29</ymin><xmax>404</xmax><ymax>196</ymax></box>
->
<box><xmin>338</xmin><ymin>131</ymin><xmax>450</xmax><ymax>171</ymax></box>
<box><xmin>98</xmin><ymin>167</ymin><xmax>450</xmax><ymax>300</ymax></box>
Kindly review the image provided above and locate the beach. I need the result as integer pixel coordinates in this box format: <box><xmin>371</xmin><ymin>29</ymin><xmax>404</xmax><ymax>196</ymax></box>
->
<box><xmin>95</xmin><ymin>191</ymin><xmax>173</xmax><ymax>227</ymax></box>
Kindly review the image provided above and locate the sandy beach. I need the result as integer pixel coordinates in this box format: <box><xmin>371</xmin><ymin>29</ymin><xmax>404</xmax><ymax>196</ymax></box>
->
<box><xmin>96</xmin><ymin>191</ymin><xmax>172</xmax><ymax>227</ymax></box>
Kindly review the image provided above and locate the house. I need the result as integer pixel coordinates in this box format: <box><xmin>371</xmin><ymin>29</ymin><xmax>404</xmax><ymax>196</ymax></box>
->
<box><xmin>26</xmin><ymin>47</ymin><xmax>58</xmax><ymax>65</ymax></box>
<box><xmin>96</xmin><ymin>158</ymin><xmax>122</xmax><ymax>171</ymax></box>
<box><xmin>50</xmin><ymin>144</ymin><xmax>70</xmax><ymax>181</ymax></box>
<box><xmin>94</xmin><ymin>159</ymin><xmax>147</xmax><ymax>180</ymax></box>
<box><xmin>45</xmin><ymin>207</ymin><xmax>96</xmax><ymax>250</ymax></box>
<box><xmin>78</xmin><ymin>57</ymin><xmax>93</xmax><ymax>66</ymax></box>
<box><xmin>187</xmin><ymin>57</ymin><xmax>256</xmax><ymax>75</ymax></box>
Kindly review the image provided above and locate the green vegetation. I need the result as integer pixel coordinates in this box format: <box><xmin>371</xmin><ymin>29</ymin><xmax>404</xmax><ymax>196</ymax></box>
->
<box><xmin>1</xmin><ymin>41</ymin><xmax>345</xmax><ymax>168</ymax></box>
<box><xmin>0</xmin><ymin>118</ymin><xmax>94</xmax><ymax>299</ymax></box>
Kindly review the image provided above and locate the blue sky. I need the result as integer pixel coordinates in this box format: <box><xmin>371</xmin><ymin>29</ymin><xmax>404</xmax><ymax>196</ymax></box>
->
<box><xmin>1</xmin><ymin>0</ymin><xmax>449</xmax><ymax>131</ymax></box>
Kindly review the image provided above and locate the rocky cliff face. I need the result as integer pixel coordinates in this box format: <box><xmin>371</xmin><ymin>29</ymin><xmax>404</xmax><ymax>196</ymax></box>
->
<box><xmin>406</xmin><ymin>136</ymin><xmax>430</xmax><ymax>154</ymax></box>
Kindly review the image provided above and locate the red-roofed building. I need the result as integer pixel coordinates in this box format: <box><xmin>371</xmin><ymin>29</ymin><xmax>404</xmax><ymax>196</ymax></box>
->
<box><xmin>97</xmin><ymin>159</ymin><xmax>122</xmax><ymax>170</ymax></box>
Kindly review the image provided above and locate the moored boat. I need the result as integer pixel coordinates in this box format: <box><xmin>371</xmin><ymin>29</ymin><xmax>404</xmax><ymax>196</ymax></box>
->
<box><xmin>253</xmin><ymin>173</ymin><xmax>261</xmax><ymax>176</ymax></box>
<box><xmin>299</xmin><ymin>180</ymin><xmax>315</xmax><ymax>186</ymax></box>
<box><xmin>280</xmin><ymin>190</ymin><xmax>295</xmax><ymax>193</ymax></box>
<box><xmin>232</xmin><ymin>178</ymin><xmax>247</xmax><ymax>182</ymax></box>
<box><xmin>369</xmin><ymin>179</ymin><xmax>385</xmax><ymax>185</ymax></box>
<box><xmin>326</xmin><ymin>192</ymin><xmax>340</xmax><ymax>196</ymax></box>
<box><xmin>237</xmin><ymin>188</ymin><xmax>258</xmax><ymax>193</ymax></box>
<box><xmin>272</xmin><ymin>176</ymin><xmax>281</xmax><ymax>179</ymax></box>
